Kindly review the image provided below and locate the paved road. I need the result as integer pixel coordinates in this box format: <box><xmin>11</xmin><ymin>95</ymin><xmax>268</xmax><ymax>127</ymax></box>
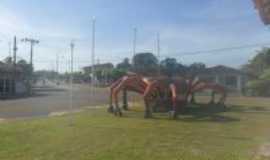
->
<box><xmin>0</xmin><ymin>84</ymin><xmax>109</xmax><ymax>119</ymax></box>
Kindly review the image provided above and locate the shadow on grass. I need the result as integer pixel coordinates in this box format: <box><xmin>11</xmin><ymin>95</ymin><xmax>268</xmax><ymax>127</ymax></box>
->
<box><xmin>126</xmin><ymin>104</ymin><xmax>241</xmax><ymax>123</ymax></box>
<box><xmin>175</xmin><ymin>104</ymin><xmax>269</xmax><ymax>122</ymax></box>
<box><xmin>118</xmin><ymin>101</ymin><xmax>270</xmax><ymax>123</ymax></box>
<box><xmin>174</xmin><ymin>104</ymin><xmax>240</xmax><ymax>123</ymax></box>
<box><xmin>227</xmin><ymin>105</ymin><xmax>270</xmax><ymax>114</ymax></box>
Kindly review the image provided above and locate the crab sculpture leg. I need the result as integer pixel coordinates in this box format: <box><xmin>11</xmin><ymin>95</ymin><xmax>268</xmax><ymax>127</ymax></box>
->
<box><xmin>169</xmin><ymin>82</ymin><xmax>189</xmax><ymax>118</ymax></box>
<box><xmin>110</xmin><ymin>75</ymin><xmax>148</xmax><ymax>116</ymax></box>
<box><xmin>122</xmin><ymin>89</ymin><xmax>128</xmax><ymax>110</ymax></box>
<box><xmin>189</xmin><ymin>81</ymin><xmax>227</xmax><ymax>107</ymax></box>
<box><xmin>108</xmin><ymin>78</ymin><xmax>123</xmax><ymax>113</ymax></box>
<box><xmin>167</xmin><ymin>78</ymin><xmax>191</xmax><ymax>117</ymax></box>
<box><xmin>143</xmin><ymin>80</ymin><xmax>162</xmax><ymax>118</ymax></box>
<box><xmin>186</xmin><ymin>77</ymin><xmax>200</xmax><ymax>104</ymax></box>
<box><xmin>143</xmin><ymin>80</ymin><xmax>183</xmax><ymax>119</ymax></box>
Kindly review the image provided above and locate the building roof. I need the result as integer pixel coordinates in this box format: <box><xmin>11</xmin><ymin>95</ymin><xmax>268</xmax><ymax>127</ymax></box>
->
<box><xmin>83</xmin><ymin>63</ymin><xmax>114</xmax><ymax>72</ymax></box>
<box><xmin>202</xmin><ymin>65</ymin><xmax>246</xmax><ymax>76</ymax></box>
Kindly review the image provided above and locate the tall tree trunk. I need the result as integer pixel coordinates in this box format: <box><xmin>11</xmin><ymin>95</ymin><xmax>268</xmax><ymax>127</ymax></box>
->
<box><xmin>122</xmin><ymin>89</ymin><xmax>128</xmax><ymax>110</ymax></box>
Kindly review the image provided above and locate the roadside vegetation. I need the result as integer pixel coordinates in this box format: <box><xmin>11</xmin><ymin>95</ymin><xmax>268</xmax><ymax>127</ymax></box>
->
<box><xmin>243</xmin><ymin>48</ymin><xmax>270</xmax><ymax>96</ymax></box>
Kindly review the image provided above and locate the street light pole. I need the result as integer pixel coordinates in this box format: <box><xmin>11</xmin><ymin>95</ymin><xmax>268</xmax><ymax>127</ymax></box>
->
<box><xmin>91</xmin><ymin>17</ymin><xmax>96</xmax><ymax>94</ymax></box>
<box><xmin>8</xmin><ymin>41</ymin><xmax>11</xmax><ymax>58</ymax></box>
<box><xmin>13</xmin><ymin>37</ymin><xmax>17</xmax><ymax>67</ymax></box>
<box><xmin>129</xmin><ymin>27</ymin><xmax>137</xmax><ymax>109</ymax></box>
<box><xmin>56</xmin><ymin>53</ymin><xmax>60</xmax><ymax>84</ymax></box>
<box><xmin>157</xmin><ymin>33</ymin><xmax>160</xmax><ymax>61</ymax></box>
<box><xmin>13</xmin><ymin>36</ymin><xmax>18</xmax><ymax>95</ymax></box>
<box><xmin>157</xmin><ymin>33</ymin><xmax>161</xmax><ymax>75</ymax></box>
<box><xmin>69</xmin><ymin>41</ymin><xmax>74</xmax><ymax>126</ymax></box>
<box><xmin>133</xmin><ymin>27</ymin><xmax>137</xmax><ymax>59</ymax></box>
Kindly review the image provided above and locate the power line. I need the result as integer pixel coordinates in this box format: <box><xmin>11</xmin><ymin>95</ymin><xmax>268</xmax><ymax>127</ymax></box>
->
<box><xmin>171</xmin><ymin>42</ymin><xmax>270</xmax><ymax>56</ymax></box>
<box><xmin>23</xmin><ymin>41</ymin><xmax>270</xmax><ymax>64</ymax></box>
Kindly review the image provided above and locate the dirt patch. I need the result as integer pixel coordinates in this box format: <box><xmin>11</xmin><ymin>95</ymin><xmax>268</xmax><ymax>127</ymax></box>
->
<box><xmin>48</xmin><ymin>106</ymin><xmax>105</xmax><ymax>117</ymax></box>
<box><xmin>48</xmin><ymin>109</ymin><xmax>82</xmax><ymax>117</ymax></box>
<box><xmin>85</xmin><ymin>106</ymin><xmax>105</xmax><ymax>109</ymax></box>
<box><xmin>254</xmin><ymin>143</ymin><xmax>270</xmax><ymax>160</ymax></box>
<box><xmin>49</xmin><ymin>111</ymin><xmax>70</xmax><ymax>117</ymax></box>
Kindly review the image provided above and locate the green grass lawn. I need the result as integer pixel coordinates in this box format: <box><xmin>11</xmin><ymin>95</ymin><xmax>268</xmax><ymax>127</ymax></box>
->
<box><xmin>0</xmin><ymin>102</ymin><xmax>270</xmax><ymax>160</ymax></box>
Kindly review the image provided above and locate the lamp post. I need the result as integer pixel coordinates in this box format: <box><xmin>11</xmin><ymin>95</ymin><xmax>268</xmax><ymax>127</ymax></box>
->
<box><xmin>91</xmin><ymin>17</ymin><xmax>96</xmax><ymax>96</ymax></box>
<box><xmin>133</xmin><ymin>27</ymin><xmax>137</xmax><ymax>58</ymax></box>
<box><xmin>69</xmin><ymin>41</ymin><xmax>74</xmax><ymax>126</ymax></box>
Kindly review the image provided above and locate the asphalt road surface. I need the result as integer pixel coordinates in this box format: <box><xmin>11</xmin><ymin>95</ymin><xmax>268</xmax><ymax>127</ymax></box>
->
<box><xmin>0</xmin><ymin>84</ymin><xmax>109</xmax><ymax>119</ymax></box>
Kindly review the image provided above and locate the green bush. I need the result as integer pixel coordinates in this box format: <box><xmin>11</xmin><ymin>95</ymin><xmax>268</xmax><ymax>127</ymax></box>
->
<box><xmin>247</xmin><ymin>80</ymin><xmax>270</xmax><ymax>96</ymax></box>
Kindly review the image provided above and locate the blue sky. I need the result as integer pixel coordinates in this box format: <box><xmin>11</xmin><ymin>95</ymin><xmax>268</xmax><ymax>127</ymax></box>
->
<box><xmin>0</xmin><ymin>0</ymin><xmax>269</xmax><ymax>71</ymax></box>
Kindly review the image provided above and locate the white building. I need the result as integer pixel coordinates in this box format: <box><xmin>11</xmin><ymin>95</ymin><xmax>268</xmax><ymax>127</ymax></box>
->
<box><xmin>198</xmin><ymin>65</ymin><xmax>248</xmax><ymax>94</ymax></box>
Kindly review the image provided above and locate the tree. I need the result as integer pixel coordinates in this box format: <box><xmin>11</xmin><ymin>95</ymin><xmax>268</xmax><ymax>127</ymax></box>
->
<box><xmin>117</xmin><ymin>58</ymin><xmax>131</xmax><ymax>71</ymax></box>
<box><xmin>247</xmin><ymin>68</ymin><xmax>270</xmax><ymax>96</ymax></box>
<box><xmin>260</xmin><ymin>68</ymin><xmax>270</xmax><ymax>80</ymax></box>
<box><xmin>244</xmin><ymin>48</ymin><xmax>270</xmax><ymax>96</ymax></box>
<box><xmin>132</xmin><ymin>53</ymin><xmax>158</xmax><ymax>75</ymax></box>
<box><xmin>188</xmin><ymin>62</ymin><xmax>206</xmax><ymax>76</ymax></box>
<box><xmin>17</xmin><ymin>59</ymin><xmax>32</xmax><ymax>78</ymax></box>
<box><xmin>160</xmin><ymin>58</ymin><xmax>179</xmax><ymax>77</ymax></box>
<box><xmin>3</xmin><ymin>56</ymin><xmax>12</xmax><ymax>65</ymax></box>
<box><xmin>108</xmin><ymin>68</ymin><xmax>127</xmax><ymax>81</ymax></box>
<box><xmin>177</xmin><ymin>63</ymin><xmax>187</xmax><ymax>76</ymax></box>
<box><xmin>247</xmin><ymin>80</ymin><xmax>270</xmax><ymax>96</ymax></box>
<box><xmin>242</xmin><ymin>48</ymin><xmax>270</xmax><ymax>77</ymax></box>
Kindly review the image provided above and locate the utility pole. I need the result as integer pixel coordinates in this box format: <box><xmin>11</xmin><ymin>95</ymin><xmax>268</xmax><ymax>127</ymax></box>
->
<box><xmin>8</xmin><ymin>41</ymin><xmax>11</xmax><ymax>58</ymax></box>
<box><xmin>56</xmin><ymin>53</ymin><xmax>59</xmax><ymax>85</ymax></box>
<box><xmin>13</xmin><ymin>37</ymin><xmax>17</xmax><ymax>67</ymax></box>
<box><xmin>12</xmin><ymin>36</ymin><xmax>18</xmax><ymax>94</ymax></box>
<box><xmin>69</xmin><ymin>41</ymin><xmax>74</xmax><ymax>126</ymax></box>
<box><xmin>157</xmin><ymin>33</ymin><xmax>160</xmax><ymax>61</ymax></box>
<box><xmin>157</xmin><ymin>33</ymin><xmax>161</xmax><ymax>75</ymax></box>
<box><xmin>133</xmin><ymin>27</ymin><xmax>137</xmax><ymax>59</ymax></box>
<box><xmin>21</xmin><ymin>38</ymin><xmax>39</xmax><ymax>69</ymax></box>
<box><xmin>91</xmin><ymin>17</ymin><xmax>96</xmax><ymax>92</ymax></box>
<box><xmin>56</xmin><ymin>53</ymin><xmax>59</xmax><ymax>74</ymax></box>
<box><xmin>21</xmin><ymin>38</ymin><xmax>39</xmax><ymax>95</ymax></box>
<box><xmin>127</xmin><ymin>27</ymin><xmax>137</xmax><ymax>110</ymax></box>
<box><xmin>70</xmin><ymin>42</ymin><xmax>74</xmax><ymax>80</ymax></box>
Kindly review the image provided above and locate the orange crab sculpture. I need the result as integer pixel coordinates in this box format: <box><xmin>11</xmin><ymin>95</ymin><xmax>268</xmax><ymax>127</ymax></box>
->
<box><xmin>108</xmin><ymin>73</ymin><xmax>226</xmax><ymax>119</ymax></box>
